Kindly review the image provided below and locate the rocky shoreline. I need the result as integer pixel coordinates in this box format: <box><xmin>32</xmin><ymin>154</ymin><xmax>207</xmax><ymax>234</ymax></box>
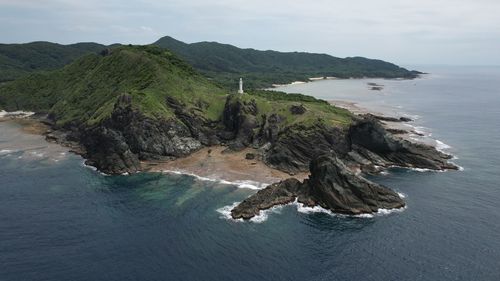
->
<box><xmin>28</xmin><ymin>94</ymin><xmax>457</xmax><ymax>176</ymax></box>
<box><xmin>231</xmin><ymin>154</ymin><xmax>405</xmax><ymax>220</ymax></box>
<box><xmin>6</xmin><ymin>93</ymin><xmax>459</xmax><ymax>220</ymax></box>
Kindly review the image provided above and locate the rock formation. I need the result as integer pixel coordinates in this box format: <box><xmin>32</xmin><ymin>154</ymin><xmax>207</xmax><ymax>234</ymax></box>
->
<box><xmin>231</xmin><ymin>154</ymin><xmax>406</xmax><ymax>220</ymax></box>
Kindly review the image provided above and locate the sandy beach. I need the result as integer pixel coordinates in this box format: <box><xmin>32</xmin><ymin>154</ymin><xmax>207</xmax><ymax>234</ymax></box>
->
<box><xmin>142</xmin><ymin>146</ymin><xmax>310</xmax><ymax>185</ymax></box>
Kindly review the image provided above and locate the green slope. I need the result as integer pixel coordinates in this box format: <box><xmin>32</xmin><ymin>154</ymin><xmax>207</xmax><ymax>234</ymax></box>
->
<box><xmin>0</xmin><ymin>45</ymin><xmax>228</xmax><ymax>126</ymax></box>
<box><xmin>153</xmin><ymin>36</ymin><xmax>420</xmax><ymax>89</ymax></box>
<box><xmin>0</xmin><ymin>45</ymin><xmax>354</xmax><ymax>131</ymax></box>
<box><xmin>0</xmin><ymin>36</ymin><xmax>419</xmax><ymax>90</ymax></box>
<box><xmin>0</xmin><ymin>41</ymin><xmax>107</xmax><ymax>82</ymax></box>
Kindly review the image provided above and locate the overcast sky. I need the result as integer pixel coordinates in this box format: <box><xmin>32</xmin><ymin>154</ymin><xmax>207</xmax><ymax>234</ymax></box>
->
<box><xmin>1</xmin><ymin>0</ymin><xmax>499</xmax><ymax>65</ymax></box>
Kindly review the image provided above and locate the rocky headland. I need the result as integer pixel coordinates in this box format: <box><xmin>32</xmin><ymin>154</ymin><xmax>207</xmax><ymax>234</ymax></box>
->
<box><xmin>0</xmin><ymin>45</ymin><xmax>457</xmax><ymax>220</ymax></box>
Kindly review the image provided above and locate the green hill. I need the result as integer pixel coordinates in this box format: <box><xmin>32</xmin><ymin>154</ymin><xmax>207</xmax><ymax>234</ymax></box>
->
<box><xmin>0</xmin><ymin>41</ymin><xmax>108</xmax><ymax>82</ymax></box>
<box><xmin>0</xmin><ymin>45</ymin><xmax>357</xmax><ymax>174</ymax></box>
<box><xmin>0</xmin><ymin>44</ymin><xmax>448</xmax><ymax>178</ymax></box>
<box><xmin>0</xmin><ymin>36</ymin><xmax>419</xmax><ymax>89</ymax></box>
<box><xmin>0</xmin><ymin>45</ymin><xmax>353</xmax><ymax>128</ymax></box>
<box><xmin>153</xmin><ymin>36</ymin><xmax>420</xmax><ymax>89</ymax></box>
<box><xmin>0</xmin><ymin>45</ymin><xmax>228</xmax><ymax>126</ymax></box>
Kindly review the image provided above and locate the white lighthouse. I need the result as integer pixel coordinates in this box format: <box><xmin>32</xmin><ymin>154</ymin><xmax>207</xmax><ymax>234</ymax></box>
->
<box><xmin>238</xmin><ymin>78</ymin><xmax>244</xmax><ymax>94</ymax></box>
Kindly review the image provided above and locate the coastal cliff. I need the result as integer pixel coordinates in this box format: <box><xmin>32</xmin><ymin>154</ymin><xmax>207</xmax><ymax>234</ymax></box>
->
<box><xmin>0</xmin><ymin>45</ymin><xmax>457</xmax><ymax>218</ymax></box>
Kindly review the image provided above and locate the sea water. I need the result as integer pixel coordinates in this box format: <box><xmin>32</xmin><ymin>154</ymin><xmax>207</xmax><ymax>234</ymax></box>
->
<box><xmin>1</xmin><ymin>65</ymin><xmax>499</xmax><ymax>280</ymax></box>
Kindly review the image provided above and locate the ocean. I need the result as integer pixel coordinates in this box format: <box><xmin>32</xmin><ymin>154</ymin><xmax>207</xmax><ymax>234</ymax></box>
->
<box><xmin>1</xmin><ymin>65</ymin><xmax>499</xmax><ymax>281</ymax></box>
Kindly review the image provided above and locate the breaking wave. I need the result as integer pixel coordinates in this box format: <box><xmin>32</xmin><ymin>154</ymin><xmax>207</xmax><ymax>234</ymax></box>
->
<box><xmin>162</xmin><ymin>169</ymin><xmax>269</xmax><ymax>190</ymax></box>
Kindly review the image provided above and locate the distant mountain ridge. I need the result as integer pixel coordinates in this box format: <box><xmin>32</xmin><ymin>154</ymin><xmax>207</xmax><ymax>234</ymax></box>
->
<box><xmin>0</xmin><ymin>41</ymin><xmax>108</xmax><ymax>82</ymax></box>
<box><xmin>0</xmin><ymin>36</ymin><xmax>419</xmax><ymax>88</ymax></box>
<box><xmin>153</xmin><ymin>36</ymin><xmax>420</xmax><ymax>88</ymax></box>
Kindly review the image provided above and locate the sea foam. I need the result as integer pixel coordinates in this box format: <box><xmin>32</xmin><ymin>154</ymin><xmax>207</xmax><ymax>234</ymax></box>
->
<box><xmin>0</xmin><ymin>149</ymin><xmax>15</xmax><ymax>155</ymax></box>
<box><xmin>216</xmin><ymin>202</ymin><xmax>284</xmax><ymax>223</ymax></box>
<box><xmin>162</xmin><ymin>169</ymin><xmax>269</xmax><ymax>190</ymax></box>
<box><xmin>218</xmin><ymin>197</ymin><xmax>408</xmax><ymax>223</ymax></box>
<box><xmin>0</xmin><ymin>110</ymin><xmax>35</xmax><ymax>118</ymax></box>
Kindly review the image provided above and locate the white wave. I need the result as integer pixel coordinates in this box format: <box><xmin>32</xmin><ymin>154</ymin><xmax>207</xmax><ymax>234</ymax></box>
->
<box><xmin>293</xmin><ymin>199</ymin><xmax>406</xmax><ymax>219</ymax></box>
<box><xmin>0</xmin><ymin>149</ymin><xmax>15</xmax><ymax>155</ymax></box>
<box><xmin>413</xmin><ymin>126</ymin><xmax>430</xmax><ymax>136</ymax></box>
<box><xmin>294</xmin><ymin>201</ymin><xmax>334</xmax><ymax>215</ymax></box>
<box><xmin>250</xmin><ymin>205</ymin><xmax>284</xmax><ymax>223</ymax></box>
<box><xmin>217</xmin><ymin>202</ymin><xmax>285</xmax><ymax>223</ymax></box>
<box><xmin>410</xmin><ymin>167</ymin><xmax>433</xmax><ymax>172</ymax></box>
<box><xmin>448</xmin><ymin>161</ymin><xmax>465</xmax><ymax>171</ymax></box>
<box><xmin>29</xmin><ymin>151</ymin><xmax>45</xmax><ymax>158</ymax></box>
<box><xmin>435</xmin><ymin>139</ymin><xmax>451</xmax><ymax>152</ymax></box>
<box><xmin>82</xmin><ymin>160</ymin><xmax>98</xmax><ymax>171</ymax></box>
<box><xmin>405</xmin><ymin>114</ymin><xmax>420</xmax><ymax>120</ymax></box>
<box><xmin>81</xmin><ymin>160</ymin><xmax>111</xmax><ymax>176</ymax></box>
<box><xmin>216</xmin><ymin>202</ymin><xmax>243</xmax><ymax>222</ymax></box>
<box><xmin>0</xmin><ymin>110</ymin><xmax>35</xmax><ymax>118</ymax></box>
<box><xmin>397</xmin><ymin>192</ymin><xmax>407</xmax><ymax>199</ymax></box>
<box><xmin>218</xmin><ymin>198</ymin><xmax>407</xmax><ymax>223</ymax></box>
<box><xmin>162</xmin><ymin>169</ymin><xmax>269</xmax><ymax>190</ymax></box>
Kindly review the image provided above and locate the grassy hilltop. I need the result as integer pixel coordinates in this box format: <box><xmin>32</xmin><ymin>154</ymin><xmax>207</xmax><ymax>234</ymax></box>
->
<box><xmin>0</xmin><ymin>45</ymin><xmax>353</xmax><ymax>129</ymax></box>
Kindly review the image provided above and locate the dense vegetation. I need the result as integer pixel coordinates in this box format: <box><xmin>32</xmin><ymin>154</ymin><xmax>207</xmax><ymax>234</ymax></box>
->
<box><xmin>153</xmin><ymin>36</ymin><xmax>420</xmax><ymax>89</ymax></box>
<box><xmin>0</xmin><ymin>36</ymin><xmax>419</xmax><ymax>90</ymax></box>
<box><xmin>0</xmin><ymin>45</ymin><xmax>353</xmax><ymax>129</ymax></box>
<box><xmin>0</xmin><ymin>46</ymin><xmax>227</xmax><ymax>126</ymax></box>
<box><xmin>0</xmin><ymin>41</ymin><xmax>108</xmax><ymax>82</ymax></box>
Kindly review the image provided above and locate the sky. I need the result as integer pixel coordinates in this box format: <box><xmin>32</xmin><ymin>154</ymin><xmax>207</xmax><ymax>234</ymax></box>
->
<box><xmin>1</xmin><ymin>0</ymin><xmax>499</xmax><ymax>66</ymax></box>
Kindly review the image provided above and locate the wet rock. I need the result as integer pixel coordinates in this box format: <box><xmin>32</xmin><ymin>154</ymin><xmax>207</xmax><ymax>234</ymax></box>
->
<box><xmin>245</xmin><ymin>153</ymin><xmax>255</xmax><ymax>160</ymax></box>
<box><xmin>290</xmin><ymin>104</ymin><xmax>306</xmax><ymax>115</ymax></box>
<box><xmin>349</xmin><ymin>117</ymin><xmax>457</xmax><ymax>171</ymax></box>
<box><xmin>264</xmin><ymin>123</ymin><xmax>350</xmax><ymax>174</ymax></box>
<box><xmin>231</xmin><ymin>178</ymin><xmax>303</xmax><ymax>220</ymax></box>
<box><xmin>231</xmin><ymin>154</ymin><xmax>405</xmax><ymax>220</ymax></box>
<box><xmin>222</xmin><ymin>95</ymin><xmax>259</xmax><ymax>150</ymax></box>
<box><xmin>81</xmin><ymin>94</ymin><xmax>203</xmax><ymax>174</ymax></box>
<box><xmin>303</xmin><ymin>154</ymin><xmax>405</xmax><ymax>214</ymax></box>
<box><xmin>363</xmin><ymin>113</ymin><xmax>413</xmax><ymax>123</ymax></box>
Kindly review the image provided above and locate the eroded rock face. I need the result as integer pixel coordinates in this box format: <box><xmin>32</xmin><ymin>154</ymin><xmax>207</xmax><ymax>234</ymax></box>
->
<box><xmin>264</xmin><ymin>124</ymin><xmax>350</xmax><ymax>174</ymax></box>
<box><xmin>304</xmin><ymin>155</ymin><xmax>405</xmax><ymax>214</ymax></box>
<box><xmin>262</xmin><ymin>115</ymin><xmax>457</xmax><ymax>175</ymax></box>
<box><xmin>222</xmin><ymin>96</ymin><xmax>259</xmax><ymax>150</ymax></box>
<box><xmin>231</xmin><ymin>154</ymin><xmax>406</xmax><ymax>220</ymax></box>
<box><xmin>71</xmin><ymin>94</ymin><xmax>456</xmax><ymax>176</ymax></box>
<box><xmin>290</xmin><ymin>104</ymin><xmax>306</xmax><ymax>115</ymax></box>
<box><xmin>231</xmin><ymin>178</ymin><xmax>303</xmax><ymax>220</ymax></box>
<box><xmin>348</xmin><ymin>117</ymin><xmax>457</xmax><ymax>171</ymax></box>
<box><xmin>81</xmin><ymin>94</ymin><xmax>203</xmax><ymax>174</ymax></box>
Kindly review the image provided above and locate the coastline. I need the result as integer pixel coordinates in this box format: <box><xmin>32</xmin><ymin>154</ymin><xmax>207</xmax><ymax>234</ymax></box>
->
<box><xmin>1</xmin><ymin>93</ymin><xmax>458</xmax><ymax>187</ymax></box>
<box><xmin>269</xmin><ymin>74</ymin><xmax>423</xmax><ymax>88</ymax></box>
<box><xmin>2</xmin><ymin>118</ymin><xmax>308</xmax><ymax>187</ymax></box>
<box><xmin>142</xmin><ymin>146</ymin><xmax>310</xmax><ymax>187</ymax></box>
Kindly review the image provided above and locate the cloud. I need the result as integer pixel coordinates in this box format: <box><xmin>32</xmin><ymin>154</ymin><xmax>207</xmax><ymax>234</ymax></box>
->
<box><xmin>0</xmin><ymin>0</ymin><xmax>499</xmax><ymax>64</ymax></box>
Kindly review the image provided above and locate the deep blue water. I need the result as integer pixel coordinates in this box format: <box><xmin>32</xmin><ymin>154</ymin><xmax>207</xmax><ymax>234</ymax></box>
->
<box><xmin>1</xmin><ymin>66</ymin><xmax>500</xmax><ymax>281</ymax></box>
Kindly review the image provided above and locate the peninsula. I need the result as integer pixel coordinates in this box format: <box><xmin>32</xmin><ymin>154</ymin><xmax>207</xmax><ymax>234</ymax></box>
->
<box><xmin>0</xmin><ymin>44</ymin><xmax>456</xmax><ymax>219</ymax></box>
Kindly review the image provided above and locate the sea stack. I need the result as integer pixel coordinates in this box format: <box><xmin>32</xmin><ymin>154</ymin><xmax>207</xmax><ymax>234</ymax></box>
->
<box><xmin>231</xmin><ymin>153</ymin><xmax>405</xmax><ymax>220</ymax></box>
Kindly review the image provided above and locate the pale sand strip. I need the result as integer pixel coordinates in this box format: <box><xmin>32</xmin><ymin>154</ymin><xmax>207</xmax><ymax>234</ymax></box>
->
<box><xmin>143</xmin><ymin>146</ymin><xmax>309</xmax><ymax>184</ymax></box>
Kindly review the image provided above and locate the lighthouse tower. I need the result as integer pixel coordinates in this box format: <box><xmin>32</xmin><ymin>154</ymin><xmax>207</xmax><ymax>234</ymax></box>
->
<box><xmin>238</xmin><ymin>78</ymin><xmax>244</xmax><ymax>94</ymax></box>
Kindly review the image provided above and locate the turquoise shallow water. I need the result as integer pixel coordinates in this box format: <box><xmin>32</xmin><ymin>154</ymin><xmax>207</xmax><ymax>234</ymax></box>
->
<box><xmin>1</xmin><ymin>66</ymin><xmax>500</xmax><ymax>280</ymax></box>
